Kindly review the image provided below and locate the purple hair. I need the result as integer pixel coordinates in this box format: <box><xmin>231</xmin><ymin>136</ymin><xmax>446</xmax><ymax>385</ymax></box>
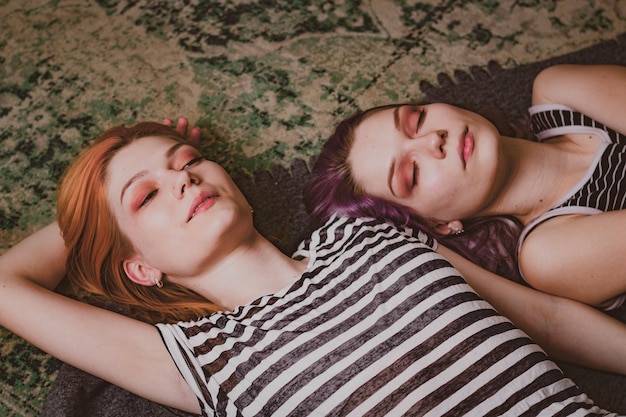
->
<box><xmin>304</xmin><ymin>104</ymin><xmax>524</xmax><ymax>282</ymax></box>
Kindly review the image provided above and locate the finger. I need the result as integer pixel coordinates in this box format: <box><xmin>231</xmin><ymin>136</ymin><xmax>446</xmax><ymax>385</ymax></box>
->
<box><xmin>161</xmin><ymin>118</ymin><xmax>173</xmax><ymax>127</ymax></box>
<box><xmin>175</xmin><ymin>117</ymin><xmax>189</xmax><ymax>136</ymax></box>
<box><xmin>188</xmin><ymin>127</ymin><xmax>201</xmax><ymax>147</ymax></box>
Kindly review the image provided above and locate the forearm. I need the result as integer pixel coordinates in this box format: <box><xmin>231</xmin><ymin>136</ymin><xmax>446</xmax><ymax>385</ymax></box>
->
<box><xmin>438</xmin><ymin>245</ymin><xmax>626</xmax><ymax>374</ymax></box>
<box><xmin>539</xmin><ymin>297</ymin><xmax>626</xmax><ymax>374</ymax></box>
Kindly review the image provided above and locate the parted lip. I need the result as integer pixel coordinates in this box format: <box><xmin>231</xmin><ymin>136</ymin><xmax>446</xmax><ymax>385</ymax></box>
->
<box><xmin>187</xmin><ymin>191</ymin><xmax>218</xmax><ymax>222</ymax></box>
<box><xmin>458</xmin><ymin>127</ymin><xmax>472</xmax><ymax>168</ymax></box>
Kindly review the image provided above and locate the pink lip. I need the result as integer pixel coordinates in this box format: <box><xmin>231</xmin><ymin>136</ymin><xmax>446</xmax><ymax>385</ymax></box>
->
<box><xmin>458</xmin><ymin>128</ymin><xmax>473</xmax><ymax>168</ymax></box>
<box><xmin>188</xmin><ymin>191</ymin><xmax>217</xmax><ymax>222</ymax></box>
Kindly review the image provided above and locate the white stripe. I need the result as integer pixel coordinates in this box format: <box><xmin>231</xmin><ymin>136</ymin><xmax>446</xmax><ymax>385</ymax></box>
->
<box><xmin>535</xmin><ymin>392</ymin><xmax>616</xmax><ymax>417</ymax></box>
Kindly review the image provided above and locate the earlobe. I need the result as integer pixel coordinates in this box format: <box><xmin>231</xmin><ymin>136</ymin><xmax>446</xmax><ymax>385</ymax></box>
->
<box><xmin>434</xmin><ymin>220</ymin><xmax>465</xmax><ymax>236</ymax></box>
<box><xmin>123</xmin><ymin>257</ymin><xmax>163</xmax><ymax>287</ymax></box>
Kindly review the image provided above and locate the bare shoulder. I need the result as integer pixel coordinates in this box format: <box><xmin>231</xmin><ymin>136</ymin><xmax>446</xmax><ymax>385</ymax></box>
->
<box><xmin>518</xmin><ymin>215</ymin><xmax>573</xmax><ymax>284</ymax></box>
<box><xmin>531</xmin><ymin>64</ymin><xmax>626</xmax><ymax>134</ymax></box>
<box><xmin>519</xmin><ymin>211</ymin><xmax>626</xmax><ymax>305</ymax></box>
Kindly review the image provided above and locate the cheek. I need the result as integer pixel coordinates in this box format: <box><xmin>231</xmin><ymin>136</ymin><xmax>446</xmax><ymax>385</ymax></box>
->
<box><xmin>122</xmin><ymin>214</ymin><xmax>171</xmax><ymax>256</ymax></box>
<box><xmin>133</xmin><ymin>228</ymin><xmax>194</xmax><ymax>275</ymax></box>
<box><xmin>414</xmin><ymin>173</ymin><xmax>457</xmax><ymax>213</ymax></box>
<box><xmin>420</xmin><ymin>170</ymin><xmax>451</xmax><ymax>197</ymax></box>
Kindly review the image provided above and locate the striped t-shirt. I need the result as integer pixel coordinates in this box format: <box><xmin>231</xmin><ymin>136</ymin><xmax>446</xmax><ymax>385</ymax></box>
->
<box><xmin>157</xmin><ymin>215</ymin><xmax>616</xmax><ymax>416</ymax></box>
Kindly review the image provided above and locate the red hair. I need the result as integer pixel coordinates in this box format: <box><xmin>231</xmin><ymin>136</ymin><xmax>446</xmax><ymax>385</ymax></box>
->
<box><xmin>57</xmin><ymin>122</ymin><xmax>220</xmax><ymax>323</ymax></box>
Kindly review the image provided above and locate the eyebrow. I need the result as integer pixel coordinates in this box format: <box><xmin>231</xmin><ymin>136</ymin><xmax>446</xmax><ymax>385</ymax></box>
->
<box><xmin>386</xmin><ymin>107</ymin><xmax>402</xmax><ymax>197</ymax></box>
<box><xmin>393</xmin><ymin>106</ymin><xmax>401</xmax><ymax>131</ymax></box>
<box><xmin>166</xmin><ymin>142</ymin><xmax>185</xmax><ymax>157</ymax></box>
<box><xmin>119</xmin><ymin>142</ymin><xmax>186</xmax><ymax>204</ymax></box>
<box><xmin>120</xmin><ymin>170</ymin><xmax>147</xmax><ymax>204</ymax></box>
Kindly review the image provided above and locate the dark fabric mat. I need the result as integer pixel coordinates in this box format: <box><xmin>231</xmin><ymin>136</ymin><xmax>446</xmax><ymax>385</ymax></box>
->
<box><xmin>41</xmin><ymin>33</ymin><xmax>626</xmax><ymax>416</ymax></box>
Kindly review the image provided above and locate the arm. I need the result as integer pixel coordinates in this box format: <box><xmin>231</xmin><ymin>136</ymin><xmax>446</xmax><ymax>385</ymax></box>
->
<box><xmin>437</xmin><ymin>244</ymin><xmax>626</xmax><ymax>375</ymax></box>
<box><xmin>532</xmin><ymin>64</ymin><xmax>626</xmax><ymax>134</ymax></box>
<box><xmin>0</xmin><ymin>223</ymin><xmax>67</xmax><ymax>290</ymax></box>
<box><xmin>0</xmin><ymin>227</ymin><xmax>201</xmax><ymax>414</ymax></box>
<box><xmin>519</xmin><ymin>209</ymin><xmax>626</xmax><ymax>307</ymax></box>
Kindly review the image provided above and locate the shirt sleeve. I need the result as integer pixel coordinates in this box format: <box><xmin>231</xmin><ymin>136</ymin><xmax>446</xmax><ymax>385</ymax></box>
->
<box><xmin>156</xmin><ymin>323</ymin><xmax>214</xmax><ymax>417</ymax></box>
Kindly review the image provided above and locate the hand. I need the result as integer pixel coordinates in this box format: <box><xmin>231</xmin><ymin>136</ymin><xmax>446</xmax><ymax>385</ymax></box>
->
<box><xmin>162</xmin><ymin>116</ymin><xmax>201</xmax><ymax>148</ymax></box>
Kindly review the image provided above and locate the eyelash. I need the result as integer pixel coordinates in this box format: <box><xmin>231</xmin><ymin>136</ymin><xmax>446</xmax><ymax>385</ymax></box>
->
<box><xmin>181</xmin><ymin>156</ymin><xmax>204</xmax><ymax>171</ymax></box>
<box><xmin>415</xmin><ymin>108</ymin><xmax>425</xmax><ymax>133</ymax></box>
<box><xmin>138</xmin><ymin>190</ymin><xmax>157</xmax><ymax>208</ymax></box>
<box><xmin>138</xmin><ymin>155</ymin><xmax>205</xmax><ymax>208</ymax></box>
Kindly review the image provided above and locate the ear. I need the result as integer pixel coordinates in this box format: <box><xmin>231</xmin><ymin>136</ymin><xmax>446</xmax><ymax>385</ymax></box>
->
<box><xmin>433</xmin><ymin>220</ymin><xmax>464</xmax><ymax>236</ymax></box>
<box><xmin>123</xmin><ymin>256</ymin><xmax>163</xmax><ymax>287</ymax></box>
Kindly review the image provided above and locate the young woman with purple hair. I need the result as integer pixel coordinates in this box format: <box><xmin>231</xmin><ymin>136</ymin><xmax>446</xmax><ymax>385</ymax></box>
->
<box><xmin>305</xmin><ymin>103</ymin><xmax>524</xmax><ymax>283</ymax></box>
<box><xmin>305</xmin><ymin>64</ymin><xmax>626</xmax><ymax>374</ymax></box>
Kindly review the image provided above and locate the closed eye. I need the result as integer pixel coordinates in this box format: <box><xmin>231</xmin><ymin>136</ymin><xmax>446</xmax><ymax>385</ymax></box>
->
<box><xmin>416</xmin><ymin>108</ymin><xmax>425</xmax><ymax>133</ymax></box>
<box><xmin>181</xmin><ymin>156</ymin><xmax>205</xmax><ymax>171</ymax></box>
<box><xmin>139</xmin><ymin>189</ymin><xmax>157</xmax><ymax>208</ymax></box>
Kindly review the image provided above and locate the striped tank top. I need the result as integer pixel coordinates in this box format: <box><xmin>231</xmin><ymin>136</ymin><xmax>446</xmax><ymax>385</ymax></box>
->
<box><xmin>517</xmin><ymin>104</ymin><xmax>626</xmax><ymax>309</ymax></box>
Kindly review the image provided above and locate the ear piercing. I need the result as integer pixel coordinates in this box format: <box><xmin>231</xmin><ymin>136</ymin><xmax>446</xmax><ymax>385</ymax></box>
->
<box><xmin>449</xmin><ymin>225</ymin><xmax>464</xmax><ymax>235</ymax></box>
<box><xmin>155</xmin><ymin>277</ymin><xmax>164</xmax><ymax>288</ymax></box>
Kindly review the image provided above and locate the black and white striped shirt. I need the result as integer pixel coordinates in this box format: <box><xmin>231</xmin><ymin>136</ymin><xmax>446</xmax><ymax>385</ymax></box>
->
<box><xmin>158</xmin><ymin>215</ymin><xmax>616</xmax><ymax>416</ymax></box>
<box><xmin>519</xmin><ymin>104</ymin><xmax>626</xmax><ymax>297</ymax></box>
<box><xmin>528</xmin><ymin>103</ymin><xmax>626</xmax><ymax>213</ymax></box>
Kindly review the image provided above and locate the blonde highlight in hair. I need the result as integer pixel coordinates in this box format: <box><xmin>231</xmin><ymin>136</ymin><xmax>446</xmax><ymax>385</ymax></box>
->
<box><xmin>57</xmin><ymin>122</ymin><xmax>220</xmax><ymax>323</ymax></box>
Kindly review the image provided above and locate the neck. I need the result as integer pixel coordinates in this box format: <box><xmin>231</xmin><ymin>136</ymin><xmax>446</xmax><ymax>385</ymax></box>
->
<box><xmin>481</xmin><ymin>136</ymin><xmax>576</xmax><ymax>224</ymax></box>
<box><xmin>185</xmin><ymin>232</ymin><xmax>308</xmax><ymax>311</ymax></box>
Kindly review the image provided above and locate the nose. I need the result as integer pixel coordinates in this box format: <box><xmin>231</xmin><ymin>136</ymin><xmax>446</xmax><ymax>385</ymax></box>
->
<box><xmin>170</xmin><ymin>170</ymin><xmax>198</xmax><ymax>198</ymax></box>
<box><xmin>432</xmin><ymin>130</ymin><xmax>447</xmax><ymax>157</ymax></box>
<box><xmin>408</xmin><ymin>129</ymin><xmax>447</xmax><ymax>158</ymax></box>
